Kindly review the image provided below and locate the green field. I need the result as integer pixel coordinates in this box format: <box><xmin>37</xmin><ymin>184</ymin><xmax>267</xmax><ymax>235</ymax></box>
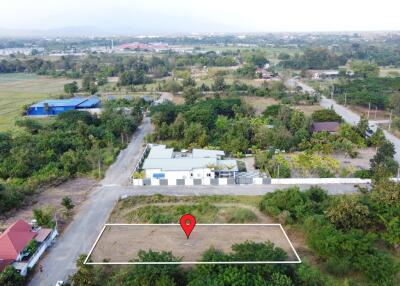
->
<box><xmin>0</xmin><ymin>73</ymin><xmax>76</xmax><ymax>131</ymax></box>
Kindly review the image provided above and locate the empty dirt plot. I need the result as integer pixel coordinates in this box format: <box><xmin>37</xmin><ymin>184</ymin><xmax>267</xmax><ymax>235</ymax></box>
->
<box><xmin>242</xmin><ymin>96</ymin><xmax>279</xmax><ymax>114</ymax></box>
<box><xmin>88</xmin><ymin>224</ymin><xmax>299</xmax><ymax>264</ymax></box>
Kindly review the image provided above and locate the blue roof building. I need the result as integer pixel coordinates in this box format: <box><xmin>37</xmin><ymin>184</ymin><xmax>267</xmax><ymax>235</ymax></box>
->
<box><xmin>27</xmin><ymin>96</ymin><xmax>101</xmax><ymax>116</ymax></box>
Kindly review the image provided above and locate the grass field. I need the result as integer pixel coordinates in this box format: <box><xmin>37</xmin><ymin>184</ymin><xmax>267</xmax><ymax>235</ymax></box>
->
<box><xmin>0</xmin><ymin>73</ymin><xmax>77</xmax><ymax>131</ymax></box>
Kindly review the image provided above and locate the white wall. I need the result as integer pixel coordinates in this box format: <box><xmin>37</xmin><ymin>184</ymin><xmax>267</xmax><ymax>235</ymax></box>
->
<box><xmin>145</xmin><ymin>168</ymin><xmax>214</xmax><ymax>180</ymax></box>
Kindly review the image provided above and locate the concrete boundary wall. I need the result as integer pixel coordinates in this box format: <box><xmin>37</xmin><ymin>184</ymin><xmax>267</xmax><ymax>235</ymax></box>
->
<box><xmin>133</xmin><ymin>177</ymin><xmax>372</xmax><ymax>186</ymax></box>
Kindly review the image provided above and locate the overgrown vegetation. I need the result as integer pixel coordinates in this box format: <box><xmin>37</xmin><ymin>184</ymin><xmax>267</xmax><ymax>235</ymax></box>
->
<box><xmin>260</xmin><ymin>184</ymin><xmax>400</xmax><ymax>285</ymax></box>
<box><xmin>70</xmin><ymin>242</ymin><xmax>330</xmax><ymax>286</ymax></box>
<box><xmin>0</xmin><ymin>99</ymin><xmax>144</xmax><ymax>215</ymax></box>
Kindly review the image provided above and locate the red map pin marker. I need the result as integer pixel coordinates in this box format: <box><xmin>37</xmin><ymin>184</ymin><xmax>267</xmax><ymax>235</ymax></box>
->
<box><xmin>180</xmin><ymin>214</ymin><xmax>196</xmax><ymax>239</ymax></box>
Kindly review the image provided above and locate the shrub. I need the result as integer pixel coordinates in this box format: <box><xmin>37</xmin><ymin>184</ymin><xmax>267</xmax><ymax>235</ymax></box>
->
<box><xmin>260</xmin><ymin>187</ymin><xmax>328</xmax><ymax>222</ymax></box>
<box><xmin>354</xmin><ymin>169</ymin><xmax>371</xmax><ymax>179</ymax></box>
<box><xmin>220</xmin><ymin>208</ymin><xmax>258</xmax><ymax>223</ymax></box>
<box><xmin>33</xmin><ymin>206</ymin><xmax>56</xmax><ymax>228</ymax></box>
<box><xmin>326</xmin><ymin>196</ymin><xmax>371</xmax><ymax>230</ymax></box>
<box><xmin>311</xmin><ymin>109</ymin><xmax>342</xmax><ymax>122</ymax></box>
<box><xmin>324</xmin><ymin>256</ymin><xmax>352</xmax><ymax>275</ymax></box>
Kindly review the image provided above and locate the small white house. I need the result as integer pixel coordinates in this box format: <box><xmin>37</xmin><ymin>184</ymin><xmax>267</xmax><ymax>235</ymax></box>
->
<box><xmin>142</xmin><ymin>145</ymin><xmax>238</xmax><ymax>180</ymax></box>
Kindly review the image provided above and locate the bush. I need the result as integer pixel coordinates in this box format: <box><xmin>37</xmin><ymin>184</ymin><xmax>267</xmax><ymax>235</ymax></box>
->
<box><xmin>324</xmin><ymin>256</ymin><xmax>352</xmax><ymax>275</ymax></box>
<box><xmin>354</xmin><ymin>169</ymin><xmax>371</xmax><ymax>179</ymax></box>
<box><xmin>325</xmin><ymin>196</ymin><xmax>370</xmax><ymax>230</ymax></box>
<box><xmin>311</xmin><ymin>109</ymin><xmax>342</xmax><ymax>122</ymax></box>
<box><xmin>0</xmin><ymin>266</ymin><xmax>25</xmax><ymax>286</ymax></box>
<box><xmin>220</xmin><ymin>207</ymin><xmax>258</xmax><ymax>223</ymax></box>
<box><xmin>260</xmin><ymin>187</ymin><xmax>328</xmax><ymax>222</ymax></box>
<box><xmin>33</xmin><ymin>206</ymin><xmax>56</xmax><ymax>228</ymax></box>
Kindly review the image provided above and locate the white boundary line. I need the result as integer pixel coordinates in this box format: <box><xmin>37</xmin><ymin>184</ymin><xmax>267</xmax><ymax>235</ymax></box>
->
<box><xmin>85</xmin><ymin>224</ymin><xmax>302</xmax><ymax>265</ymax></box>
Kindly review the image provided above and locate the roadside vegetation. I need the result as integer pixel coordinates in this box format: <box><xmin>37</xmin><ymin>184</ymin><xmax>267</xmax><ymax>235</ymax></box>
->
<box><xmin>0</xmin><ymin>99</ymin><xmax>144</xmax><ymax>216</ymax></box>
<box><xmin>148</xmin><ymin>95</ymin><xmax>389</xmax><ymax>178</ymax></box>
<box><xmin>260</xmin><ymin>181</ymin><xmax>400</xmax><ymax>286</ymax></box>
<box><xmin>66</xmin><ymin>177</ymin><xmax>400</xmax><ymax>286</ymax></box>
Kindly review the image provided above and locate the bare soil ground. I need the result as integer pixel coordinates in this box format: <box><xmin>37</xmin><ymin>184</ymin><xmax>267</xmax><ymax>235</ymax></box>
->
<box><xmin>295</xmin><ymin>104</ymin><xmax>323</xmax><ymax>117</ymax></box>
<box><xmin>89</xmin><ymin>224</ymin><xmax>298</xmax><ymax>263</ymax></box>
<box><xmin>170</xmin><ymin>94</ymin><xmax>185</xmax><ymax>104</ymax></box>
<box><xmin>242</xmin><ymin>96</ymin><xmax>279</xmax><ymax>114</ymax></box>
<box><xmin>0</xmin><ymin>178</ymin><xmax>98</xmax><ymax>231</ymax></box>
<box><xmin>332</xmin><ymin>147</ymin><xmax>376</xmax><ymax>170</ymax></box>
<box><xmin>350</xmin><ymin>106</ymin><xmax>389</xmax><ymax>120</ymax></box>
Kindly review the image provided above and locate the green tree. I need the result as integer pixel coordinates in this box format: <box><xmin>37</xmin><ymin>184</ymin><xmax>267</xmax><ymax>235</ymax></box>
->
<box><xmin>370</xmin><ymin>140</ymin><xmax>398</xmax><ymax>178</ymax></box>
<box><xmin>370</xmin><ymin>128</ymin><xmax>386</xmax><ymax>147</ymax></box>
<box><xmin>82</xmin><ymin>75</ymin><xmax>98</xmax><ymax>94</ymax></box>
<box><xmin>212</xmin><ymin>76</ymin><xmax>226</xmax><ymax>91</ymax></box>
<box><xmin>33</xmin><ymin>206</ymin><xmax>55</xmax><ymax>228</ymax></box>
<box><xmin>182</xmin><ymin>87</ymin><xmax>201</xmax><ymax>104</ymax></box>
<box><xmin>350</xmin><ymin>60</ymin><xmax>380</xmax><ymax>79</ymax></box>
<box><xmin>61</xmin><ymin>196</ymin><xmax>75</xmax><ymax>211</ymax></box>
<box><xmin>64</xmin><ymin>81</ymin><xmax>79</xmax><ymax>95</ymax></box>
<box><xmin>326</xmin><ymin>196</ymin><xmax>370</xmax><ymax>230</ymax></box>
<box><xmin>0</xmin><ymin>266</ymin><xmax>25</xmax><ymax>286</ymax></box>
<box><xmin>311</xmin><ymin>109</ymin><xmax>342</xmax><ymax>122</ymax></box>
<box><xmin>69</xmin><ymin>254</ymin><xmax>96</xmax><ymax>286</ymax></box>
<box><xmin>356</xmin><ymin>115</ymin><xmax>369</xmax><ymax>137</ymax></box>
<box><xmin>24</xmin><ymin>239</ymin><xmax>38</xmax><ymax>255</ymax></box>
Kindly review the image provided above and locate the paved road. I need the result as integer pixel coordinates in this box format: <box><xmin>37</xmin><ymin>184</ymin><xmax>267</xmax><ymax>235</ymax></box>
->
<box><xmin>112</xmin><ymin>183</ymin><xmax>364</xmax><ymax>197</ymax></box>
<box><xmin>28</xmin><ymin>117</ymin><xmax>153</xmax><ymax>286</ymax></box>
<box><xmin>288</xmin><ymin>79</ymin><xmax>400</xmax><ymax>164</ymax></box>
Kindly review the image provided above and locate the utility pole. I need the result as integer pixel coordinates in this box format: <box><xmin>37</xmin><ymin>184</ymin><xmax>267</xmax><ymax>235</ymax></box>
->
<box><xmin>344</xmin><ymin>93</ymin><xmax>347</xmax><ymax>106</ymax></box>
<box><xmin>388</xmin><ymin>109</ymin><xmax>393</xmax><ymax>131</ymax></box>
<box><xmin>374</xmin><ymin>106</ymin><xmax>378</xmax><ymax>119</ymax></box>
<box><xmin>367</xmin><ymin>102</ymin><xmax>371</xmax><ymax>119</ymax></box>
<box><xmin>277</xmin><ymin>163</ymin><xmax>280</xmax><ymax>179</ymax></box>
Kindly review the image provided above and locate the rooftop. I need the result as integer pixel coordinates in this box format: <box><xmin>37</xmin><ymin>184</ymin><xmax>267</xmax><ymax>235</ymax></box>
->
<box><xmin>147</xmin><ymin>145</ymin><xmax>174</xmax><ymax>159</ymax></box>
<box><xmin>0</xmin><ymin>220</ymin><xmax>36</xmax><ymax>260</ymax></box>
<box><xmin>311</xmin><ymin>122</ymin><xmax>340</xmax><ymax>133</ymax></box>
<box><xmin>143</xmin><ymin>157</ymin><xmax>217</xmax><ymax>171</ymax></box>
<box><xmin>30</xmin><ymin>96</ymin><xmax>100</xmax><ymax>108</ymax></box>
<box><xmin>143</xmin><ymin>145</ymin><xmax>237</xmax><ymax>172</ymax></box>
<box><xmin>192</xmin><ymin>149</ymin><xmax>225</xmax><ymax>158</ymax></box>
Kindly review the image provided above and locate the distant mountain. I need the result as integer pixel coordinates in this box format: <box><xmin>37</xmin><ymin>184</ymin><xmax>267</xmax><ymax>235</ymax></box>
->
<box><xmin>0</xmin><ymin>26</ymin><xmax>111</xmax><ymax>38</ymax></box>
<box><xmin>0</xmin><ymin>21</ymin><xmax>239</xmax><ymax>38</ymax></box>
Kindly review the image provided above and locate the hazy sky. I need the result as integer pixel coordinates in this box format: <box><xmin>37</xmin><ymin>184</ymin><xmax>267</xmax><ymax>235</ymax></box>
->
<box><xmin>1</xmin><ymin>0</ymin><xmax>399</xmax><ymax>34</ymax></box>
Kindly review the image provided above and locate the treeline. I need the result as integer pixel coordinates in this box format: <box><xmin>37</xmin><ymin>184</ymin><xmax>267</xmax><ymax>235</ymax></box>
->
<box><xmin>333</xmin><ymin>77</ymin><xmax>400</xmax><ymax>109</ymax></box>
<box><xmin>278</xmin><ymin>48</ymin><xmax>347</xmax><ymax>70</ymax></box>
<box><xmin>66</xmin><ymin>242</ymin><xmax>331</xmax><ymax>286</ymax></box>
<box><xmin>341</xmin><ymin>43</ymin><xmax>400</xmax><ymax>67</ymax></box>
<box><xmin>148</xmin><ymin>98</ymin><xmax>379</xmax><ymax>158</ymax></box>
<box><xmin>260</xmin><ymin>182</ymin><xmax>400</xmax><ymax>285</ymax></box>
<box><xmin>0</xmin><ymin>99</ymin><xmax>144</xmax><ymax>215</ymax></box>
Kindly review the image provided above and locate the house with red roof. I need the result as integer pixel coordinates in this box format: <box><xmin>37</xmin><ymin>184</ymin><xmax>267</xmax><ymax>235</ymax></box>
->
<box><xmin>0</xmin><ymin>219</ymin><xmax>58</xmax><ymax>276</ymax></box>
